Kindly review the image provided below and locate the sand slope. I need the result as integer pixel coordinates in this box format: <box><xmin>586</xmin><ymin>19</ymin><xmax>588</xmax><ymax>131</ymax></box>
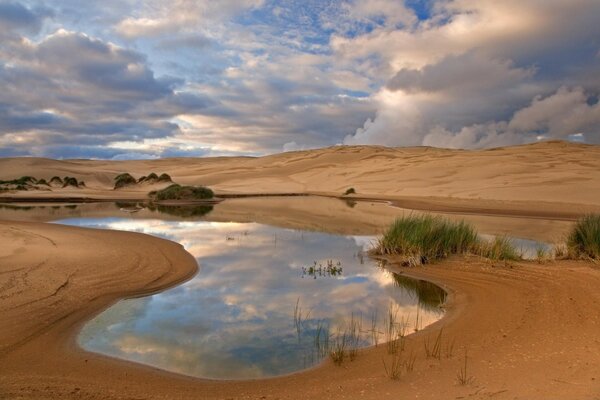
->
<box><xmin>1</xmin><ymin>141</ymin><xmax>600</xmax><ymax>208</ymax></box>
<box><xmin>1</xmin><ymin>221</ymin><xmax>599</xmax><ymax>399</ymax></box>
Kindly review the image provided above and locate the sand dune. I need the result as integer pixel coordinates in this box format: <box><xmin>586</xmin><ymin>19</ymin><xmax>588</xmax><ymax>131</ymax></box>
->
<box><xmin>1</xmin><ymin>141</ymin><xmax>600</xmax><ymax>210</ymax></box>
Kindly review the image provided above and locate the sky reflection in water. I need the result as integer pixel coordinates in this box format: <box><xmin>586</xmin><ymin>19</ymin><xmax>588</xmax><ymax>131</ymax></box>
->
<box><xmin>60</xmin><ymin>217</ymin><xmax>445</xmax><ymax>379</ymax></box>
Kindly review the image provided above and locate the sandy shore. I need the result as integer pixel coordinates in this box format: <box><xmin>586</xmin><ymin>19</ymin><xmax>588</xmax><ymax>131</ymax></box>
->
<box><xmin>1</xmin><ymin>220</ymin><xmax>599</xmax><ymax>399</ymax></box>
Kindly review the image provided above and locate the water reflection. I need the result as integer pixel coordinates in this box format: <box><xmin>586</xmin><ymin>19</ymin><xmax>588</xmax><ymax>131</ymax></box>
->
<box><xmin>60</xmin><ymin>218</ymin><xmax>445</xmax><ymax>379</ymax></box>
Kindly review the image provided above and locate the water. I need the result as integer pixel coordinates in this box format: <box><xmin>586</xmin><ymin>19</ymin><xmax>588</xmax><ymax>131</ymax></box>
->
<box><xmin>52</xmin><ymin>214</ymin><xmax>446</xmax><ymax>380</ymax></box>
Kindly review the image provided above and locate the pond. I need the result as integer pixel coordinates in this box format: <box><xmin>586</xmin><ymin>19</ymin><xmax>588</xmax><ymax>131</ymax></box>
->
<box><xmin>0</xmin><ymin>197</ymin><xmax>558</xmax><ymax>380</ymax></box>
<box><xmin>58</xmin><ymin>215</ymin><xmax>445</xmax><ymax>379</ymax></box>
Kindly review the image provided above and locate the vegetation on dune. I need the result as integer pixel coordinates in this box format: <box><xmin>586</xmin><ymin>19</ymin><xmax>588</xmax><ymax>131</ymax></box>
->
<box><xmin>50</xmin><ymin>176</ymin><xmax>63</xmax><ymax>185</ymax></box>
<box><xmin>62</xmin><ymin>176</ymin><xmax>80</xmax><ymax>188</ymax></box>
<box><xmin>374</xmin><ymin>214</ymin><xmax>520</xmax><ymax>265</ymax></box>
<box><xmin>158</xmin><ymin>173</ymin><xmax>172</xmax><ymax>182</ymax></box>
<box><xmin>114</xmin><ymin>173</ymin><xmax>137</xmax><ymax>189</ymax></box>
<box><xmin>151</xmin><ymin>184</ymin><xmax>214</xmax><ymax>201</ymax></box>
<box><xmin>566</xmin><ymin>214</ymin><xmax>600</xmax><ymax>260</ymax></box>
<box><xmin>0</xmin><ymin>176</ymin><xmax>37</xmax><ymax>185</ymax></box>
<box><xmin>344</xmin><ymin>187</ymin><xmax>356</xmax><ymax>195</ymax></box>
<box><xmin>0</xmin><ymin>175</ymin><xmax>83</xmax><ymax>190</ymax></box>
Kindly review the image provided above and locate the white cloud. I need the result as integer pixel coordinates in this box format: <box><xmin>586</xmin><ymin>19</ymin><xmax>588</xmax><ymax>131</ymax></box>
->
<box><xmin>342</xmin><ymin>0</ymin><xmax>600</xmax><ymax>148</ymax></box>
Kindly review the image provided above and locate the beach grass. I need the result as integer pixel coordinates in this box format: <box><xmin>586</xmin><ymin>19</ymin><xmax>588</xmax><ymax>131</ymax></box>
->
<box><xmin>374</xmin><ymin>214</ymin><xmax>520</xmax><ymax>264</ymax></box>
<box><xmin>567</xmin><ymin>214</ymin><xmax>600</xmax><ymax>260</ymax></box>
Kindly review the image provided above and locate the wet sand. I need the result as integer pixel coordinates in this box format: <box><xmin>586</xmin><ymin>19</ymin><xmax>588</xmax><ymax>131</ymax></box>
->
<box><xmin>1</xmin><ymin>221</ymin><xmax>600</xmax><ymax>399</ymax></box>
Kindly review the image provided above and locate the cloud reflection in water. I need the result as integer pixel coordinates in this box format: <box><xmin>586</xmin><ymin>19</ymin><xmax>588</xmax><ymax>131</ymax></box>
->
<box><xmin>67</xmin><ymin>219</ymin><xmax>445</xmax><ymax>379</ymax></box>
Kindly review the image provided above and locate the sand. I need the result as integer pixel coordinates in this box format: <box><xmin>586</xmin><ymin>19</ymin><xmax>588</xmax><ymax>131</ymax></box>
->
<box><xmin>1</xmin><ymin>220</ymin><xmax>599</xmax><ymax>399</ymax></box>
<box><xmin>1</xmin><ymin>141</ymin><xmax>600</xmax><ymax>215</ymax></box>
<box><xmin>2</xmin><ymin>141</ymin><xmax>600</xmax><ymax>399</ymax></box>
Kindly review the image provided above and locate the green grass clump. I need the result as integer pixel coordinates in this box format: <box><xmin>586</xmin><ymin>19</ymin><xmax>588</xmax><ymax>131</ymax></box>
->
<box><xmin>152</xmin><ymin>184</ymin><xmax>214</xmax><ymax>201</ymax></box>
<box><xmin>377</xmin><ymin>215</ymin><xmax>479</xmax><ymax>263</ymax></box>
<box><xmin>567</xmin><ymin>214</ymin><xmax>600</xmax><ymax>260</ymax></box>
<box><xmin>478</xmin><ymin>236</ymin><xmax>521</xmax><ymax>261</ymax></box>
<box><xmin>375</xmin><ymin>214</ymin><xmax>520</xmax><ymax>265</ymax></box>
<box><xmin>114</xmin><ymin>173</ymin><xmax>137</xmax><ymax>189</ymax></box>
<box><xmin>344</xmin><ymin>187</ymin><xmax>356</xmax><ymax>195</ymax></box>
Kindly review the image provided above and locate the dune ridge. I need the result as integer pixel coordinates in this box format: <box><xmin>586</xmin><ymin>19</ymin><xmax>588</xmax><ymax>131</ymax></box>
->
<box><xmin>1</xmin><ymin>141</ymin><xmax>599</xmax><ymax>208</ymax></box>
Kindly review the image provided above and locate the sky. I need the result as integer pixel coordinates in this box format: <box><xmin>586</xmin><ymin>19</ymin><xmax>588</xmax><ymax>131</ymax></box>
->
<box><xmin>0</xmin><ymin>0</ymin><xmax>599</xmax><ymax>159</ymax></box>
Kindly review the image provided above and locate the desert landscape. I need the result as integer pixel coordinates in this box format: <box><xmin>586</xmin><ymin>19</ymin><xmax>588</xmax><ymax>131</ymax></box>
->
<box><xmin>2</xmin><ymin>1</ymin><xmax>600</xmax><ymax>399</ymax></box>
<box><xmin>1</xmin><ymin>142</ymin><xmax>600</xmax><ymax>399</ymax></box>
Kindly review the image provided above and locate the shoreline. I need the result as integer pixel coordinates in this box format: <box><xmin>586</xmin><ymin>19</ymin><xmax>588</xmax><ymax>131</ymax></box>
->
<box><xmin>2</xmin><ymin>192</ymin><xmax>594</xmax><ymax>221</ymax></box>
<box><xmin>1</xmin><ymin>220</ymin><xmax>600</xmax><ymax>399</ymax></box>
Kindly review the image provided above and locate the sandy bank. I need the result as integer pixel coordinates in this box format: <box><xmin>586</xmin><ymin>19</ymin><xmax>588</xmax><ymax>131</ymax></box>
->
<box><xmin>1</xmin><ymin>221</ymin><xmax>599</xmax><ymax>399</ymax></box>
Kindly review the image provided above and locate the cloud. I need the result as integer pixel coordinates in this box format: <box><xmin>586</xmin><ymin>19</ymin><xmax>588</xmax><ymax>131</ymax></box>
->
<box><xmin>421</xmin><ymin>87</ymin><xmax>600</xmax><ymax>148</ymax></box>
<box><xmin>0</xmin><ymin>2</ymin><xmax>52</xmax><ymax>36</ymax></box>
<box><xmin>114</xmin><ymin>0</ymin><xmax>265</xmax><ymax>39</ymax></box>
<box><xmin>1</xmin><ymin>0</ymin><xmax>600</xmax><ymax>158</ymax></box>
<box><xmin>0</xmin><ymin>28</ymin><xmax>219</xmax><ymax>158</ymax></box>
<box><xmin>343</xmin><ymin>0</ymin><xmax>600</xmax><ymax>148</ymax></box>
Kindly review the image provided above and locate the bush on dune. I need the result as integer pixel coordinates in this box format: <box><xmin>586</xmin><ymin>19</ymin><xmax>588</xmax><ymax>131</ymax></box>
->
<box><xmin>151</xmin><ymin>184</ymin><xmax>214</xmax><ymax>201</ymax></box>
<box><xmin>114</xmin><ymin>173</ymin><xmax>137</xmax><ymax>189</ymax></box>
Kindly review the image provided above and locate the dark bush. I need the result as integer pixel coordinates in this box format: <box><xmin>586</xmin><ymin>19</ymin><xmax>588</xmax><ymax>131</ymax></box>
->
<box><xmin>158</xmin><ymin>173</ymin><xmax>172</xmax><ymax>182</ymax></box>
<box><xmin>62</xmin><ymin>177</ymin><xmax>79</xmax><ymax>188</ymax></box>
<box><xmin>344</xmin><ymin>188</ymin><xmax>356</xmax><ymax>195</ymax></box>
<box><xmin>114</xmin><ymin>173</ymin><xmax>137</xmax><ymax>189</ymax></box>
<box><xmin>152</xmin><ymin>184</ymin><xmax>214</xmax><ymax>201</ymax></box>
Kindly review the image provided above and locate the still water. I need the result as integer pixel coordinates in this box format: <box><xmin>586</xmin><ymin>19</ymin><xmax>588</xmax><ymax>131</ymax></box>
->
<box><xmin>54</xmin><ymin>213</ymin><xmax>446</xmax><ymax>380</ymax></box>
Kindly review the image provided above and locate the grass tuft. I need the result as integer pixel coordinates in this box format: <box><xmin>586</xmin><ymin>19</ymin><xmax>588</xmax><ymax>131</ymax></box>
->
<box><xmin>478</xmin><ymin>236</ymin><xmax>521</xmax><ymax>261</ymax></box>
<box><xmin>375</xmin><ymin>215</ymin><xmax>479</xmax><ymax>264</ymax></box>
<box><xmin>567</xmin><ymin>214</ymin><xmax>600</xmax><ymax>260</ymax></box>
<box><xmin>374</xmin><ymin>214</ymin><xmax>521</xmax><ymax>264</ymax></box>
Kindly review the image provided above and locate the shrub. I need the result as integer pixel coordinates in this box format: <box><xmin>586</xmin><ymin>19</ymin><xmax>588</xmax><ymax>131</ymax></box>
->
<box><xmin>567</xmin><ymin>214</ymin><xmax>600</xmax><ymax>260</ymax></box>
<box><xmin>0</xmin><ymin>176</ymin><xmax>36</xmax><ymax>185</ymax></box>
<box><xmin>344</xmin><ymin>188</ymin><xmax>356</xmax><ymax>195</ymax></box>
<box><xmin>50</xmin><ymin>176</ymin><xmax>63</xmax><ymax>185</ymax></box>
<box><xmin>62</xmin><ymin>176</ymin><xmax>79</xmax><ymax>188</ymax></box>
<box><xmin>139</xmin><ymin>172</ymin><xmax>159</xmax><ymax>183</ymax></box>
<box><xmin>114</xmin><ymin>173</ymin><xmax>137</xmax><ymax>189</ymax></box>
<box><xmin>37</xmin><ymin>178</ymin><xmax>49</xmax><ymax>186</ymax></box>
<box><xmin>152</xmin><ymin>184</ymin><xmax>214</xmax><ymax>201</ymax></box>
<box><xmin>158</xmin><ymin>173</ymin><xmax>172</xmax><ymax>182</ymax></box>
